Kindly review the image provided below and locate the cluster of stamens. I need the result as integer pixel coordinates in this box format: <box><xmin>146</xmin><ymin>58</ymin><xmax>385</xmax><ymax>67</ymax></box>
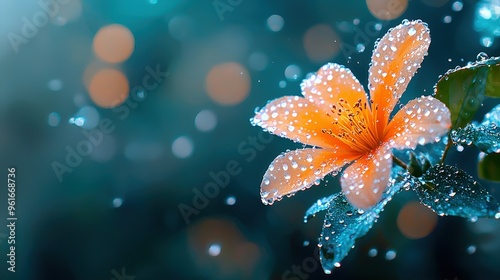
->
<box><xmin>322</xmin><ymin>98</ymin><xmax>380</xmax><ymax>154</ymax></box>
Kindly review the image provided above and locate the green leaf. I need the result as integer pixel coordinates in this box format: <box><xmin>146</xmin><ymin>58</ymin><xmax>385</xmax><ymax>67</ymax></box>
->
<box><xmin>435</xmin><ymin>56</ymin><xmax>500</xmax><ymax>129</ymax></box>
<box><xmin>486</xmin><ymin>62</ymin><xmax>500</xmax><ymax>97</ymax></box>
<box><xmin>478</xmin><ymin>152</ymin><xmax>500</xmax><ymax>182</ymax></box>
<box><xmin>414</xmin><ymin>164</ymin><xmax>500</xmax><ymax>219</ymax></box>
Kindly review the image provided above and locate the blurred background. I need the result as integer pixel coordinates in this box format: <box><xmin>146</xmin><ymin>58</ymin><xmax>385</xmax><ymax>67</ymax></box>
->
<box><xmin>1</xmin><ymin>0</ymin><xmax>500</xmax><ymax>279</ymax></box>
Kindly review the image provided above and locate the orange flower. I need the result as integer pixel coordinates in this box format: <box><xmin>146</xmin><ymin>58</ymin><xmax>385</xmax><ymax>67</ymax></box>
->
<box><xmin>251</xmin><ymin>20</ymin><xmax>451</xmax><ymax>209</ymax></box>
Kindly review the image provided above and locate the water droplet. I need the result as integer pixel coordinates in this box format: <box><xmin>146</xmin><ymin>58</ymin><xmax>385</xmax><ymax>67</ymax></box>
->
<box><xmin>356</xmin><ymin>43</ymin><xmax>365</xmax><ymax>52</ymax></box>
<box><xmin>284</xmin><ymin>172</ymin><xmax>291</xmax><ymax>180</ymax></box>
<box><xmin>477</xmin><ymin>52</ymin><xmax>489</xmax><ymax>61</ymax></box>
<box><xmin>407</xmin><ymin>27</ymin><xmax>416</xmax><ymax>36</ymax></box>
<box><xmin>306</xmin><ymin>154</ymin><xmax>313</xmax><ymax>163</ymax></box>
<box><xmin>282</xmin><ymin>163</ymin><xmax>289</xmax><ymax>171</ymax></box>
<box><xmin>443</xmin><ymin>15</ymin><xmax>452</xmax><ymax>23</ymax></box>
<box><xmin>303</xmin><ymin>240</ymin><xmax>310</xmax><ymax>246</ymax></box>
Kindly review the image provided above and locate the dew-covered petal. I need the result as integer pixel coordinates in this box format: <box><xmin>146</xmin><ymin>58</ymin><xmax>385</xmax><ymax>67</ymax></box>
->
<box><xmin>341</xmin><ymin>143</ymin><xmax>393</xmax><ymax>209</ymax></box>
<box><xmin>251</xmin><ymin>96</ymin><xmax>351</xmax><ymax>149</ymax></box>
<box><xmin>369</xmin><ymin>20</ymin><xmax>431</xmax><ymax>132</ymax></box>
<box><xmin>301</xmin><ymin>63</ymin><xmax>369</xmax><ymax>114</ymax></box>
<box><xmin>261</xmin><ymin>148</ymin><xmax>358</xmax><ymax>205</ymax></box>
<box><xmin>385</xmin><ymin>96</ymin><xmax>451</xmax><ymax>150</ymax></box>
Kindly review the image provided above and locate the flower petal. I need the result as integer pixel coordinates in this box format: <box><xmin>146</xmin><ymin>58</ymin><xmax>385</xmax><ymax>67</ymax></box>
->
<box><xmin>341</xmin><ymin>143</ymin><xmax>393</xmax><ymax>209</ymax></box>
<box><xmin>369</xmin><ymin>20</ymin><xmax>431</xmax><ymax>132</ymax></box>
<box><xmin>301</xmin><ymin>63</ymin><xmax>368</xmax><ymax>114</ymax></box>
<box><xmin>252</xmin><ymin>96</ymin><xmax>350</xmax><ymax>149</ymax></box>
<box><xmin>384</xmin><ymin>96</ymin><xmax>451</xmax><ymax>149</ymax></box>
<box><xmin>261</xmin><ymin>148</ymin><xmax>358</xmax><ymax>205</ymax></box>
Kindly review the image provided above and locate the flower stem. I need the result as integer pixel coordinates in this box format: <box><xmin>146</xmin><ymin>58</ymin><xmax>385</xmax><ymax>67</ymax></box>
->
<box><xmin>439</xmin><ymin>135</ymin><xmax>453</xmax><ymax>164</ymax></box>
<box><xmin>392</xmin><ymin>155</ymin><xmax>409</xmax><ymax>171</ymax></box>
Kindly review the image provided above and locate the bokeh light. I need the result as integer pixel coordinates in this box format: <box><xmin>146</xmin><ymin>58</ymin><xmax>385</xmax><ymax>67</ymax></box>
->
<box><xmin>93</xmin><ymin>24</ymin><xmax>135</xmax><ymax>63</ymax></box>
<box><xmin>187</xmin><ymin>218</ymin><xmax>263</xmax><ymax>278</ymax></box>
<box><xmin>88</xmin><ymin>68</ymin><xmax>130</xmax><ymax>108</ymax></box>
<box><xmin>172</xmin><ymin>136</ymin><xmax>194</xmax><ymax>159</ymax></box>
<box><xmin>284</xmin><ymin>64</ymin><xmax>302</xmax><ymax>81</ymax></box>
<box><xmin>195</xmin><ymin>109</ymin><xmax>217</xmax><ymax>132</ymax></box>
<box><xmin>474</xmin><ymin>0</ymin><xmax>500</xmax><ymax>48</ymax></box>
<box><xmin>48</xmin><ymin>79</ymin><xmax>63</xmax><ymax>91</ymax></box>
<box><xmin>205</xmin><ymin>62</ymin><xmax>250</xmax><ymax>105</ymax></box>
<box><xmin>366</xmin><ymin>0</ymin><xmax>408</xmax><ymax>20</ymax></box>
<box><xmin>168</xmin><ymin>15</ymin><xmax>195</xmax><ymax>41</ymax></box>
<box><xmin>267</xmin><ymin>14</ymin><xmax>285</xmax><ymax>32</ymax></box>
<box><xmin>248</xmin><ymin>52</ymin><xmax>269</xmax><ymax>71</ymax></box>
<box><xmin>303</xmin><ymin>24</ymin><xmax>341</xmax><ymax>63</ymax></box>
<box><xmin>47</xmin><ymin>112</ymin><xmax>60</xmax><ymax>127</ymax></box>
<box><xmin>397</xmin><ymin>201</ymin><xmax>438</xmax><ymax>239</ymax></box>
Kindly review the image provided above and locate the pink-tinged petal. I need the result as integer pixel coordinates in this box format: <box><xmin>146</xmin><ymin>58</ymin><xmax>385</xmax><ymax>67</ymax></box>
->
<box><xmin>261</xmin><ymin>148</ymin><xmax>358</xmax><ymax>205</ymax></box>
<box><xmin>384</xmin><ymin>96</ymin><xmax>451</xmax><ymax>149</ymax></box>
<box><xmin>252</xmin><ymin>96</ymin><xmax>352</xmax><ymax>150</ymax></box>
<box><xmin>301</xmin><ymin>63</ymin><xmax>369</xmax><ymax>114</ymax></box>
<box><xmin>341</xmin><ymin>143</ymin><xmax>393</xmax><ymax>209</ymax></box>
<box><xmin>369</xmin><ymin>20</ymin><xmax>431</xmax><ymax>133</ymax></box>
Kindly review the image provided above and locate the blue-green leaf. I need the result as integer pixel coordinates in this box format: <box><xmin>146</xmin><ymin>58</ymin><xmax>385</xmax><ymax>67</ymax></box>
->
<box><xmin>318</xmin><ymin>175</ymin><xmax>412</xmax><ymax>273</ymax></box>
<box><xmin>450</xmin><ymin>105</ymin><xmax>500</xmax><ymax>154</ymax></box>
<box><xmin>415</xmin><ymin>164</ymin><xmax>500</xmax><ymax>219</ymax></box>
<box><xmin>304</xmin><ymin>193</ymin><xmax>338</xmax><ymax>223</ymax></box>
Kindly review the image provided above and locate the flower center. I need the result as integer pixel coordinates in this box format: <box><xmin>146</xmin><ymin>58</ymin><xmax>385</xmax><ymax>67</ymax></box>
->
<box><xmin>322</xmin><ymin>98</ymin><xmax>381</xmax><ymax>154</ymax></box>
